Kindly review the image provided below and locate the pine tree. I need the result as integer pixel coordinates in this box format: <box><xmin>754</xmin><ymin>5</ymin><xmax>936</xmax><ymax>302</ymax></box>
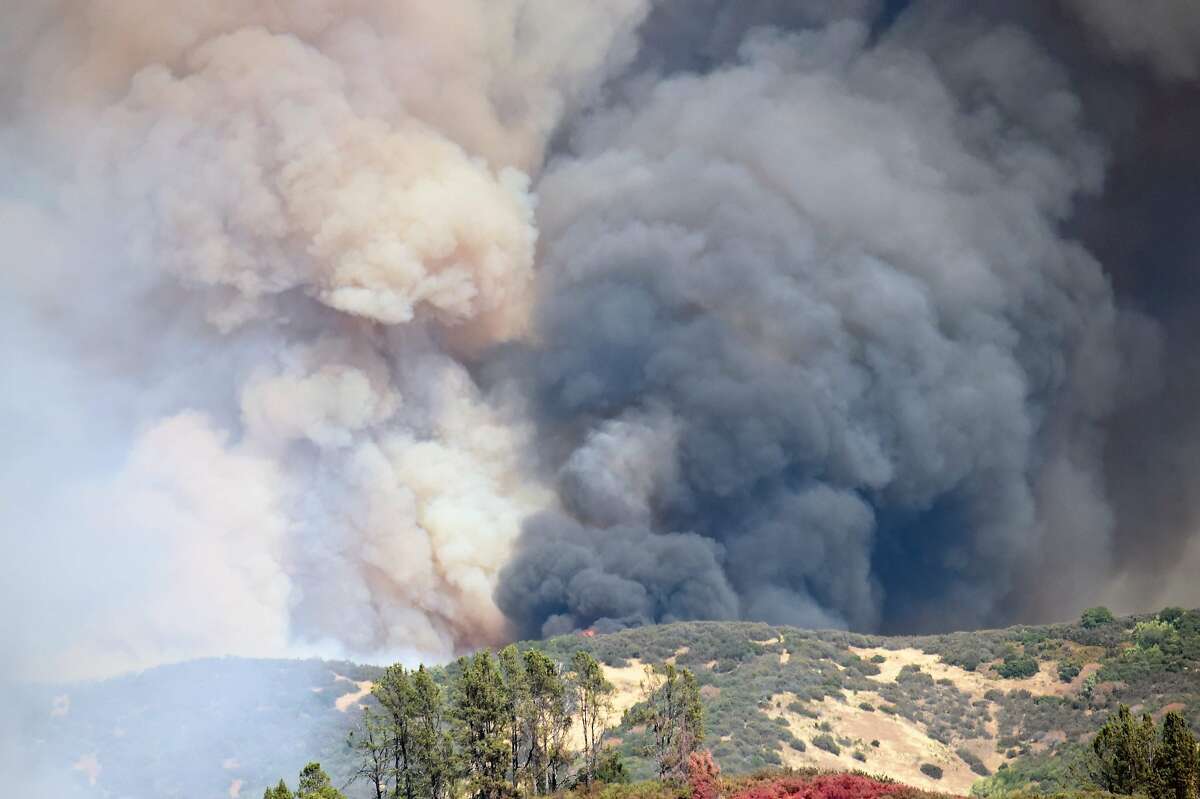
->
<box><xmin>452</xmin><ymin>651</ymin><xmax>512</xmax><ymax>799</ymax></box>
<box><xmin>546</xmin><ymin>689</ymin><xmax>573</xmax><ymax>794</ymax></box>
<box><xmin>498</xmin><ymin>644</ymin><xmax>531</xmax><ymax>791</ymax></box>
<box><xmin>296</xmin><ymin>762</ymin><xmax>346</xmax><ymax>799</ymax></box>
<box><xmin>412</xmin><ymin>665</ymin><xmax>456</xmax><ymax>799</ymax></box>
<box><xmin>1091</xmin><ymin>704</ymin><xmax>1156</xmax><ymax>794</ymax></box>
<box><xmin>1153</xmin><ymin>712</ymin><xmax>1199</xmax><ymax>799</ymax></box>
<box><xmin>264</xmin><ymin>779</ymin><xmax>294</xmax><ymax>799</ymax></box>
<box><xmin>676</xmin><ymin>668</ymin><xmax>704</xmax><ymax>772</ymax></box>
<box><xmin>630</xmin><ymin>664</ymin><xmax>705</xmax><ymax>781</ymax></box>
<box><xmin>349</xmin><ymin>706</ymin><xmax>391</xmax><ymax>799</ymax></box>
<box><xmin>374</xmin><ymin>664</ymin><xmax>418</xmax><ymax>799</ymax></box>
<box><xmin>522</xmin><ymin>649</ymin><xmax>570</xmax><ymax>794</ymax></box>
<box><xmin>569</xmin><ymin>650</ymin><xmax>615</xmax><ymax>787</ymax></box>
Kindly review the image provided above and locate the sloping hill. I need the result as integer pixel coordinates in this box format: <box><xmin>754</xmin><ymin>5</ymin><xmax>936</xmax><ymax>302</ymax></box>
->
<box><xmin>529</xmin><ymin>609</ymin><xmax>1200</xmax><ymax>794</ymax></box>
<box><xmin>9</xmin><ymin>657</ymin><xmax>383</xmax><ymax>798</ymax></box>
<box><xmin>13</xmin><ymin>609</ymin><xmax>1198</xmax><ymax>798</ymax></box>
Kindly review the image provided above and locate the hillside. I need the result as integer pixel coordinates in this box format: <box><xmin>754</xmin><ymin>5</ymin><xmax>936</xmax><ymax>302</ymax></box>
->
<box><xmin>9</xmin><ymin>658</ymin><xmax>380</xmax><ymax>798</ymax></box>
<box><xmin>14</xmin><ymin>608</ymin><xmax>1198</xmax><ymax>798</ymax></box>
<box><xmin>536</xmin><ymin>609</ymin><xmax>1199</xmax><ymax>795</ymax></box>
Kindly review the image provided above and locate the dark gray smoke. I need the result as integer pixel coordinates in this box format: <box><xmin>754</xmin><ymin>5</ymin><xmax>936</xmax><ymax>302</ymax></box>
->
<box><xmin>496</xmin><ymin>0</ymin><xmax>1200</xmax><ymax>639</ymax></box>
<box><xmin>495</xmin><ymin>512</ymin><xmax>740</xmax><ymax>636</ymax></box>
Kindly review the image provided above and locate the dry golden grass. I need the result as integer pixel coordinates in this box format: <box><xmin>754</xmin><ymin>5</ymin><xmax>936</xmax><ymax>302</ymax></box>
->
<box><xmin>762</xmin><ymin>690</ymin><xmax>978</xmax><ymax>794</ymax></box>
<box><xmin>849</xmin><ymin>647</ymin><xmax>1072</xmax><ymax>699</ymax></box>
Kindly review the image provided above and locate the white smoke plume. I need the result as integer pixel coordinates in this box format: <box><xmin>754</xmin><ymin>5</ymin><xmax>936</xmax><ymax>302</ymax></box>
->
<box><xmin>0</xmin><ymin>0</ymin><xmax>650</xmax><ymax>681</ymax></box>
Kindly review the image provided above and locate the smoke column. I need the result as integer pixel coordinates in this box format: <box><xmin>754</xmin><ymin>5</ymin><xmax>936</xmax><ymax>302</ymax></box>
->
<box><xmin>493</xmin><ymin>0</ymin><xmax>1200</xmax><ymax>637</ymax></box>
<box><xmin>0</xmin><ymin>0</ymin><xmax>650</xmax><ymax>681</ymax></box>
<box><xmin>2</xmin><ymin>0</ymin><xmax>1200</xmax><ymax>691</ymax></box>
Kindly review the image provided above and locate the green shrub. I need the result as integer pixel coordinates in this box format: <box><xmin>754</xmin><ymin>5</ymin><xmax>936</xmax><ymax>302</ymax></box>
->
<box><xmin>969</xmin><ymin>744</ymin><xmax>1092</xmax><ymax>798</ymax></box>
<box><xmin>852</xmin><ymin>750</ymin><xmax>867</xmax><ymax>762</ymax></box>
<box><xmin>1158</xmin><ymin>607</ymin><xmax>1185</xmax><ymax>626</ymax></box>
<box><xmin>596</xmin><ymin>749</ymin><xmax>631</xmax><ymax>785</ymax></box>
<box><xmin>871</xmin><ymin>654</ymin><xmax>886</xmax><ymax>664</ymax></box>
<box><xmin>997</xmin><ymin>649</ymin><xmax>1039</xmax><ymax>679</ymax></box>
<box><xmin>920</xmin><ymin>763</ymin><xmax>943</xmax><ymax>780</ymax></box>
<box><xmin>1097</xmin><ymin>642</ymin><xmax>1182</xmax><ymax>683</ymax></box>
<box><xmin>1081</xmin><ymin>607</ymin><xmax>1115</xmax><ymax>629</ymax></box>
<box><xmin>859</xmin><ymin>702</ymin><xmax>875</xmax><ymax>712</ymax></box>
<box><xmin>1057</xmin><ymin>661</ymin><xmax>1082</xmax><ymax>683</ymax></box>
<box><xmin>957</xmin><ymin>747</ymin><xmax>991</xmax><ymax>777</ymax></box>
<box><xmin>812</xmin><ymin>734</ymin><xmax>840</xmax><ymax>755</ymax></box>
<box><xmin>897</xmin><ymin>665</ymin><xmax>934</xmax><ymax>686</ymax></box>
<box><xmin>1133</xmin><ymin>620</ymin><xmax>1179</xmax><ymax>651</ymax></box>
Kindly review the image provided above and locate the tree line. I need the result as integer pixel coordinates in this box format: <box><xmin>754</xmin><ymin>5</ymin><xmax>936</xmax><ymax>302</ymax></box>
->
<box><xmin>1089</xmin><ymin>704</ymin><xmax>1199</xmax><ymax>799</ymax></box>
<box><xmin>263</xmin><ymin>645</ymin><xmax>706</xmax><ymax>799</ymax></box>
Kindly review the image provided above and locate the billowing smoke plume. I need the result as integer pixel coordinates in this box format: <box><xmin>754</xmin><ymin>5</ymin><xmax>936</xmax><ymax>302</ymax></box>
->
<box><xmin>0</xmin><ymin>0</ymin><xmax>650</xmax><ymax>680</ymax></box>
<box><xmin>4</xmin><ymin>0</ymin><xmax>1200</xmax><ymax>688</ymax></box>
<box><xmin>497</xmin><ymin>6</ymin><xmax>1132</xmax><ymax>637</ymax></box>
<box><xmin>495</xmin><ymin>0</ymin><xmax>1200</xmax><ymax>639</ymax></box>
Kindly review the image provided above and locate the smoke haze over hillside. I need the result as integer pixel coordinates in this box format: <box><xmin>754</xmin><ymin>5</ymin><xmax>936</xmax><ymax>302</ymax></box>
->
<box><xmin>2</xmin><ymin>0</ymin><xmax>1200</xmax><ymax>685</ymax></box>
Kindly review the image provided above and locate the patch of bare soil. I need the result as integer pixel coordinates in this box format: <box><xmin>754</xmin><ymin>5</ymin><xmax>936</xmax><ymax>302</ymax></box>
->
<box><xmin>1156</xmin><ymin>702</ymin><xmax>1187</xmax><ymax>718</ymax></box>
<box><xmin>332</xmin><ymin>673</ymin><xmax>375</xmax><ymax>713</ymax></box>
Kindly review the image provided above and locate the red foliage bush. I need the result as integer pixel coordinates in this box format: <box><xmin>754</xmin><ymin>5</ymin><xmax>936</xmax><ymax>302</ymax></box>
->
<box><xmin>729</xmin><ymin>773</ymin><xmax>914</xmax><ymax>799</ymax></box>
<box><xmin>688</xmin><ymin>751</ymin><xmax>723</xmax><ymax>799</ymax></box>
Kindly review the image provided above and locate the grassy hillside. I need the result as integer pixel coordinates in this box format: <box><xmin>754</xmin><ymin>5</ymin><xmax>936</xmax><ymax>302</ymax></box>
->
<box><xmin>15</xmin><ymin>608</ymin><xmax>1198</xmax><ymax>798</ymax></box>
<box><xmin>531</xmin><ymin>609</ymin><xmax>1199</xmax><ymax>795</ymax></box>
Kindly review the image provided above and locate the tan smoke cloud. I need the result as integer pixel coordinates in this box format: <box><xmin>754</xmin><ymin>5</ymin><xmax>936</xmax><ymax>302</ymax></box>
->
<box><xmin>0</xmin><ymin>0</ymin><xmax>648</xmax><ymax>680</ymax></box>
<box><xmin>76</xmin><ymin>24</ymin><xmax>538</xmax><ymax>337</ymax></box>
